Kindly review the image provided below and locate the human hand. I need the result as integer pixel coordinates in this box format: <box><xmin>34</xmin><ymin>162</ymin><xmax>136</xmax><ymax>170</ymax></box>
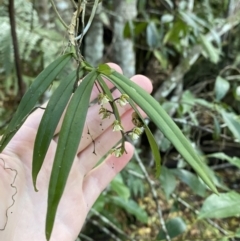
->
<box><xmin>0</xmin><ymin>64</ymin><xmax>152</xmax><ymax>241</ymax></box>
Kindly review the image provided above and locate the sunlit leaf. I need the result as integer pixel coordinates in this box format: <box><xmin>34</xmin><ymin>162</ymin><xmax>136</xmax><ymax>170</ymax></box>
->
<box><xmin>0</xmin><ymin>53</ymin><xmax>72</xmax><ymax>152</ymax></box>
<box><xmin>45</xmin><ymin>71</ymin><xmax>98</xmax><ymax>241</ymax></box>
<box><xmin>199</xmin><ymin>192</ymin><xmax>240</xmax><ymax>219</ymax></box>
<box><xmin>199</xmin><ymin>34</ymin><xmax>221</xmax><ymax>63</ymax></box>
<box><xmin>214</xmin><ymin>76</ymin><xmax>230</xmax><ymax>101</ymax></box>
<box><xmin>161</xmin><ymin>14</ymin><xmax>174</xmax><ymax>23</ymax></box>
<box><xmin>220</xmin><ymin>110</ymin><xmax>240</xmax><ymax>142</ymax></box>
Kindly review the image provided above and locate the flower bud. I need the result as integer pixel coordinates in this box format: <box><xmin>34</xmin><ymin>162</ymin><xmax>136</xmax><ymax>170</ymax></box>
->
<box><xmin>118</xmin><ymin>94</ymin><xmax>129</xmax><ymax>107</ymax></box>
<box><xmin>98</xmin><ymin>93</ymin><xmax>110</xmax><ymax>105</ymax></box>
<box><xmin>112</xmin><ymin>120</ymin><xmax>124</xmax><ymax>131</ymax></box>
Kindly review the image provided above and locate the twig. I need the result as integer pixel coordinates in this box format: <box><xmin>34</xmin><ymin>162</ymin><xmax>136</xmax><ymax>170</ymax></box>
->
<box><xmin>90</xmin><ymin>208</ymin><xmax>136</xmax><ymax>241</ymax></box>
<box><xmin>133</xmin><ymin>149</ymin><xmax>171</xmax><ymax>241</ymax></box>
<box><xmin>86</xmin><ymin>217</ymin><xmax>122</xmax><ymax>241</ymax></box>
<box><xmin>8</xmin><ymin>0</ymin><xmax>25</xmax><ymax>99</ymax></box>
<box><xmin>78</xmin><ymin>233</ymin><xmax>94</xmax><ymax>241</ymax></box>
<box><xmin>49</xmin><ymin>0</ymin><xmax>68</xmax><ymax>29</ymax></box>
<box><xmin>70</xmin><ymin>0</ymin><xmax>77</xmax><ymax>8</ymax></box>
<box><xmin>75</xmin><ymin>0</ymin><xmax>99</xmax><ymax>40</ymax></box>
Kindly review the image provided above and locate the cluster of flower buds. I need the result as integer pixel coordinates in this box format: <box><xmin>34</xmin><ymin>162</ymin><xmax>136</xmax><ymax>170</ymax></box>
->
<box><xmin>110</xmin><ymin>147</ymin><xmax>124</xmax><ymax>158</ymax></box>
<box><xmin>97</xmin><ymin>92</ymin><xmax>144</xmax><ymax>158</ymax></box>
<box><xmin>99</xmin><ymin>107</ymin><xmax>111</xmax><ymax>120</ymax></box>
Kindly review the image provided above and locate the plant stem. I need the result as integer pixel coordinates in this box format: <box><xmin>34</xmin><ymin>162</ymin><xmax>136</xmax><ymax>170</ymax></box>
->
<box><xmin>8</xmin><ymin>0</ymin><xmax>25</xmax><ymax>99</ymax></box>
<box><xmin>49</xmin><ymin>0</ymin><xmax>68</xmax><ymax>29</ymax></box>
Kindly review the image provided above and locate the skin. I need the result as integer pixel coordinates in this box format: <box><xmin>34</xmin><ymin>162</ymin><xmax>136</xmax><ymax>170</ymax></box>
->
<box><xmin>0</xmin><ymin>64</ymin><xmax>152</xmax><ymax>241</ymax></box>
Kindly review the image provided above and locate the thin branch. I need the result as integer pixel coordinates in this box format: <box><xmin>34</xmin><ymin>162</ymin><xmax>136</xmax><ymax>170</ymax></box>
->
<box><xmin>78</xmin><ymin>233</ymin><xmax>94</xmax><ymax>241</ymax></box>
<box><xmin>8</xmin><ymin>0</ymin><xmax>25</xmax><ymax>99</ymax></box>
<box><xmin>86</xmin><ymin>217</ymin><xmax>122</xmax><ymax>241</ymax></box>
<box><xmin>49</xmin><ymin>0</ymin><xmax>68</xmax><ymax>29</ymax></box>
<box><xmin>90</xmin><ymin>209</ymin><xmax>136</xmax><ymax>241</ymax></box>
<box><xmin>75</xmin><ymin>0</ymin><xmax>99</xmax><ymax>40</ymax></box>
<box><xmin>133</xmin><ymin>149</ymin><xmax>171</xmax><ymax>241</ymax></box>
<box><xmin>70</xmin><ymin>0</ymin><xmax>77</xmax><ymax>8</ymax></box>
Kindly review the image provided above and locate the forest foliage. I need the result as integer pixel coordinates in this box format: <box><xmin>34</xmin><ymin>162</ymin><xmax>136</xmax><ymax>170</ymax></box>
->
<box><xmin>1</xmin><ymin>0</ymin><xmax>240</xmax><ymax>240</ymax></box>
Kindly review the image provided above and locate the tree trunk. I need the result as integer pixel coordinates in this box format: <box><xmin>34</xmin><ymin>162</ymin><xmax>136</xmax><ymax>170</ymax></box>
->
<box><xmin>84</xmin><ymin>3</ymin><xmax>104</xmax><ymax>67</ymax></box>
<box><xmin>112</xmin><ymin>0</ymin><xmax>137</xmax><ymax>77</ymax></box>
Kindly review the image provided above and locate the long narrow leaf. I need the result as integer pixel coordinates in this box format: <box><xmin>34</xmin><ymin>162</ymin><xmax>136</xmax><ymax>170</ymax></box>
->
<box><xmin>45</xmin><ymin>70</ymin><xmax>98</xmax><ymax>240</ymax></box>
<box><xmin>98</xmin><ymin>74</ymin><xmax>160</xmax><ymax>174</ymax></box>
<box><xmin>0</xmin><ymin>53</ymin><xmax>72</xmax><ymax>152</ymax></box>
<box><xmin>127</xmin><ymin>99</ymin><xmax>161</xmax><ymax>177</ymax></box>
<box><xmin>97</xmin><ymin>76</ymin><xmax>120</xmax><ymax>120</ymax></box>
<box><xmin>107</xmin><ymin>71</ymin><xmax>217</xmax><ymax>193</ymax></box>
<box><xmin>145</xmin><ymin>126</ymin><xmax>161</xmax><ymax>177</ymax></box>
<box><xmin>122</xmin><ymin>95</ymin><xmax>161</xmax><ymax>177</ymax></box>
<box><xmin>32</xmin><ymin>70</ymin><xmax>80</xmax><ymax>191</ymax></box>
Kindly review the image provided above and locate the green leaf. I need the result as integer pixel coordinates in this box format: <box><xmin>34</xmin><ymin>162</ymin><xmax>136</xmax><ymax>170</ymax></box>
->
<box><xmin>107</xmin><ymin>71</ymin><xmax>217</xmax><ymax>194</ymax></box>
<box><xmin>45</xmin><ymin>70</ymin><xmax>98</xmax><ymax>241</ymax></box>
<box><xmin>110</xmin><ymin>174</ymin><xmax>130</xmax><ymax>201</ymax></box>
<box><xmin>157</xmin><ymin>217</ymin><xmax>187</xmax><ymax>240</ymax></box>
<box><xmin>199</xmin><ymin>34</ymin><xmax>221</xmax><ymax>63</ymax></box>
<box><xmin>213</xmin><ymin>116</ymin><xmax>221</xmax><ymax>140</ymax></box>
<box><xmin>171</xmin><ymin>169</ymin><xmax>206</xmax><ymax>197</ymax></box>
<box><xmin>118</xmin><ymin>94</ymin><xmax>161</xmax><ymax>178</ymax></box>
<box><xmin>146</xmin><ymin>21</ymin><xmax>160</xmax><ymax>49</ymax></box>
<box><xmin>235</xmin><ymin>228</ymin><xmax>240</xmax><ymax>238</ymax></box>
<box><xmin>153</xmin><ymin>50</ymin><xmax>168</xmax><ymax>69</ymax></box>
<box><xmin>207</xmin><ymin>152</ymin><xmax>240</xmax><ymax>169</ymax></box>
<box><xmin>198</xmin><ymin>192</ymin><xmax>240</xmax><ymax>219</ymax></box>
<box><xmin>110</xmin><ymin>196</ymin><xmax>148</xmax><ymax>223</ymax></box>
<box><xmin>160</xmin><ymin>166</ymin><xmax>177</xmax><ymax>199</ymax></box>
<box><xmin>145</xmin><ymin>126</ymin><xmax>161</xmax><ymax>177</ymax></box>
<box><xmin>214</xmin><ymin>76</ymin><xmax>230</xmax><ymax>101</ymax></box>
<box><xmin>220</xmin><ymin>110</ymin><xmax>240</xmax><ymax>142</ymax></box>
<box><xmin>92</xmin><ymin>193</ymin><xmax>105</xmax><ymax>213</ymax></box>
<box><xmin>97</xmin><ymin>76</ymin><xmax>120</xmax><ymax>120</ymax></box>
<box><xmin>0</xmin><ymin>53</ymin><xmax>72</xmax><ymax>152</ymax></box>
<box><xmin>97</xmin><ymin>64</ymin><xmax>113</xmax><ymax>75</ymax></box>
<box><xmin>32</xmin><ymin>70</ymin><xmax>79</xmax><ymax>191</ymax></box>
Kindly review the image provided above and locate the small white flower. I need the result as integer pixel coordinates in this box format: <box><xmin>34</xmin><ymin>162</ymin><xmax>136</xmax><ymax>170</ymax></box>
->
<box><xmin>118</xmin><ymin>94</ymin><xmax>129</xmax><ymax>107</ymax></box>
<box><xmin>112</xmin><ymin>120</ymin><xmax>124</xmax><ymax>132</ymax></box>
<box><xmin>98</xmin><ymin>93</ymin><xmax>110</xmax><ymax>105</ymax></box>
<box><xmin>99</xmin><ymin>107</ymin><xmax>111</xmax><ymax>119</ymax></box>
<box><xmin>110</xmin><ymin>148</ymin><xmax>123</xmax><ymax>157</ymax></box>
<box><xmin>128</xmin><ymin>127</ymin><xmax>144</xmax><ymax>140</ymax></box>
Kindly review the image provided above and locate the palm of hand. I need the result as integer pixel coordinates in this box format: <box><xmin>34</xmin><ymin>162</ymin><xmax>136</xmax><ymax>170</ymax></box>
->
<box><xmin>0</xmin><ymin>68</ymin><xmax>152</xmax><ymax>241</ymax></box>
